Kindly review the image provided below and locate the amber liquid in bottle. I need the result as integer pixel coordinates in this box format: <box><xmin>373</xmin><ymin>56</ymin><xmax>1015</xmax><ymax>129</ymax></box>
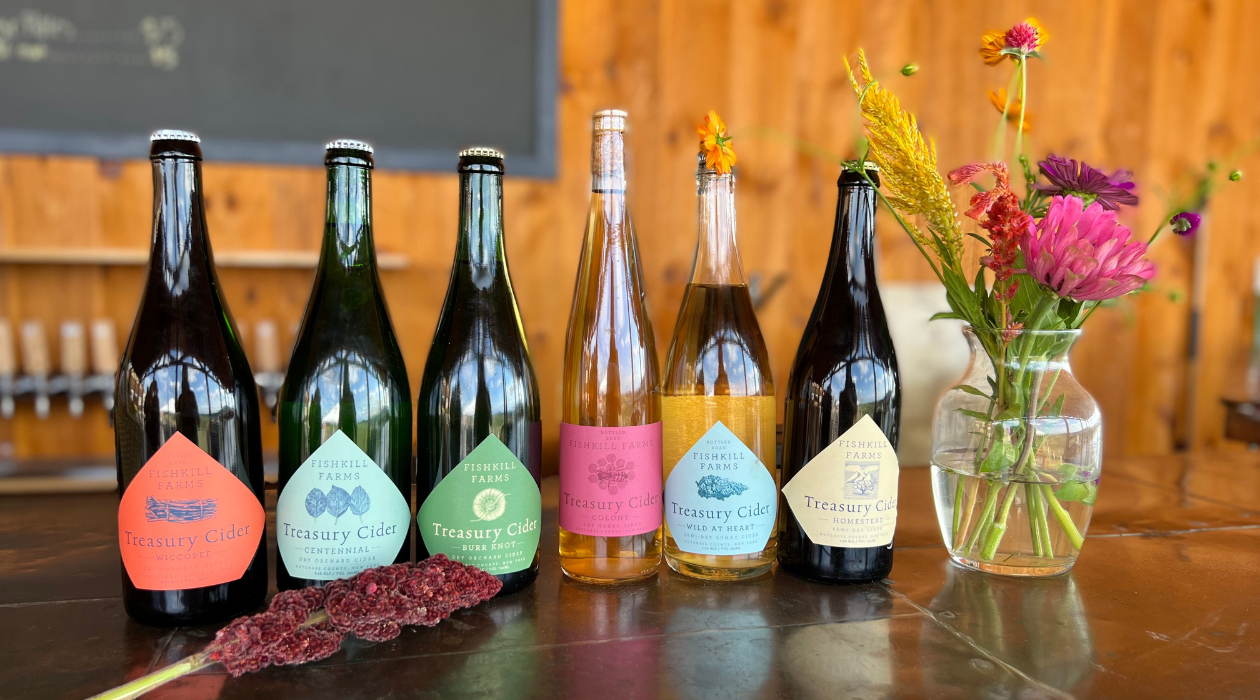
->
<box><xmin>661</xmin><ymin>156</ymin><xmax>778</xmax><ymax>581</ymax></box>
<box><xmin>559</xmin><ymin>111</ymin><xmax>663</xmax><ymax>583</ymax></box>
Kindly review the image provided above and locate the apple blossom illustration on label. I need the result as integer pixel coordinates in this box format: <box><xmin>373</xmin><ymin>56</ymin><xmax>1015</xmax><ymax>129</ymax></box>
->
<box><xmin>418</xmin><ymin>434</ymin><xmax>542</xmax><ymax>576</ymax></box>
<box><xmin>559</xmin><ymin>422</ymin><xmax>663</xmax><ymax>537</ymax></box>
<box><xmin>782</xmin><ymin>415</ymin><xmax>899</xmax><ymax>548</ymax></box>
<box><xmin>275</xmin><ymin>431</ymin><xmax>411</xmax><ymax>581</ymax></box>
<box><xmin>117</xmin><ymin>432</ymin><xmax>265</xmax><ymax>591</ymax></box>
<box><xmin>664</xmin><ymin>421</ymin><xmax>777</xmax><ymax>556</ymax></box>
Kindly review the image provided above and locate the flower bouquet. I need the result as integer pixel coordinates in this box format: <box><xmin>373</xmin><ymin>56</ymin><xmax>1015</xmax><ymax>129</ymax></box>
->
<box><xmin>845</xmin><ymin>21</ymin><xmax>1218</xmax><ymax>576</ymax></box>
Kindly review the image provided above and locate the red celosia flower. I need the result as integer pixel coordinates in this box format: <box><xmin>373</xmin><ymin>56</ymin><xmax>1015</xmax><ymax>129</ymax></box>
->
<box><xmin>210</xmin><ymin>586</ymin><xmax>342</xmax><ymax>676</ymax></box>
<box><xmin>210</xmin><ymin>555</ymin><xmax>501</xmax><ymax>676</ymax></box>
<box><xmin>91</xmin><ymin>555</ymin><xmax>503</xmax><ymax>698</ymax></box>
<box><xmin>947</xmin><ymin>162</ymin><xmax>1035</xmax><ymax>303</ymax></box>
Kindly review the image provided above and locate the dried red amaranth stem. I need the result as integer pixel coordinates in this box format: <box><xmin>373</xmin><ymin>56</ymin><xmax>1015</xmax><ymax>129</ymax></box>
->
<box><xmin>207</xmin><ymin>554</ymin><xmax>502</xmax><ymax>677</ymax></box>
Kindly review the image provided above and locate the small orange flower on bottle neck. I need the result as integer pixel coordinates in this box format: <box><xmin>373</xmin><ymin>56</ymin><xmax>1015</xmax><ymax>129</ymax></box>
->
<box><xmin>989</xmin><ymin>89</ymin><xmax>1033</xmax><ymax>133</ymax></box>
<box><xmin>697</xmin><ymin>110</ymin><xmax>736</xmax><ymax>174</ymax></box>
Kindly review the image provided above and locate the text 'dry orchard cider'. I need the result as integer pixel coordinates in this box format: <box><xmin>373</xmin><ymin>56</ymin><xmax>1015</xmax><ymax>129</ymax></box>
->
<box><xmin>661</xmin><ymin>113</ymin><xmax>779</xmax><ymax>581</ymax></box>
<box><xmin>275</xmin><ymin>140</ymin><xmax>413</xmax><ymax>589</ymax></box>
<box><xmin>558</xmin><ymin>110</ymin><xmax>664</xmax><ymax>584</ymax></box>
<box><xmin>779</xmin><ymin>163</ymin><xmax>901</xmax><ymax>584</ymax></box>
<box><xmin>416</xmin><ymin>148</ymin><xmax>543</xmax><ymax>597</ymax></box>
<box><xmin>114</xmin><ymin>131</ymin><xmax>267</xmax><ymax>626</ymax></box>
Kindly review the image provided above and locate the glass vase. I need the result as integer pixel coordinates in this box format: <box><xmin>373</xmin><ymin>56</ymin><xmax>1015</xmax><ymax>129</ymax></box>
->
<box><xmin>931</xmin><ymin>327</ymin><xmax>1101</xmax><ymax>576</ymax></box>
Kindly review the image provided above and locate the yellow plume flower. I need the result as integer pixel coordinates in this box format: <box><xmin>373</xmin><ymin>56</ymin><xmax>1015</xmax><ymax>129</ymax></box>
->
<box><xmin>845</xmin><ymin>49</ymin><xmax>963</xmax><ymax>265</ymax></box>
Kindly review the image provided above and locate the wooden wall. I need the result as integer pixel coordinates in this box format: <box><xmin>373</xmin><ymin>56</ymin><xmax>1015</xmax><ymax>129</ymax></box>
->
<box><xmin>1</xmin><ymin>0</ymin><xmax>1258</xmax><ymax>469</ymax></box>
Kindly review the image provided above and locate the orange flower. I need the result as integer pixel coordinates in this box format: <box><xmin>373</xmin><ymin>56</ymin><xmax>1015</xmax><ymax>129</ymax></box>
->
<box><xmin>979</xmin><ymin>31</ymin><xmax>1006</xmax><ymax>66</ymax></box>
<box><xmin>697</xmin><ymin>110</ymin><xmax>736</xmax><ymax>174</ymax></box>
<box><xmin>988</xmin><ymin>89</ymin><xmax>1032</xmax><ymax>133</ymax></box>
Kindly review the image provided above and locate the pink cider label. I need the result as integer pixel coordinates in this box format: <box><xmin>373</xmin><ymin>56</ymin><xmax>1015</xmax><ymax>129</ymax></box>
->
<box><xmin>559</xmin><ymin>422</ymin><xmax>664</xmax><ymax>537</ymax></box>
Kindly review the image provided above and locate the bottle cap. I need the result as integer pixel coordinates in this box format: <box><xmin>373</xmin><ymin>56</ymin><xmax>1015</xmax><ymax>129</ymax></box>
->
<box><xmin>150</xmin><ymin>130</ymin><xmax>200</xmax><ymax>143</ymax></box>
<box><xmin>459</xmin><ymin>146</ymin><xmax>504</xmax><ymax>159</ymax></box>
<box><xmin>325</xmin><ymin>139</ymin><xmax>373</xmax><ymax>154</ymax></box>
<box><xmin>842</xmin><ymin>159</ymin><xmax>879</xmax><ymax>172</ymax></box>
<box><xmin>593</xmin><ymin>109</ymin><xmax>627</xmax><ymax>132</ymax></box>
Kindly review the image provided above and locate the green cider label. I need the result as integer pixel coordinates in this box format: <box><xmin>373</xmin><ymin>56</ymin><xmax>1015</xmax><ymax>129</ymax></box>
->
<box><xmin>418</xmin><ymin>434</ymin><xmax>541</xmax><ymax>575</ymax></box>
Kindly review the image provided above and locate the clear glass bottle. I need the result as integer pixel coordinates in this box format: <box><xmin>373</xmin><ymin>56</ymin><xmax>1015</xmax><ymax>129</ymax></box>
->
<box><xmin>660</xmin><ymin>153</ymin><xmax>778</xmax><ymax>581</ymax></box>
<box><xmin>559</xmin><ymin>110</ymin><xmax>663</xmax><ymax>583</ymax></box>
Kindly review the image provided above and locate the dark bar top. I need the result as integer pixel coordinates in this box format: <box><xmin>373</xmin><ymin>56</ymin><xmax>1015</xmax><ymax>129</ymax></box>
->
<box><xmin>4</xmin><ymin>453</ymin><xmax>1260</xmax><ymax>699</ymax></box>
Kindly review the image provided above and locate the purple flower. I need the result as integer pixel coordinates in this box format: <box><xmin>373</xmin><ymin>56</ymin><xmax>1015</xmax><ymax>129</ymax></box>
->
<box><xmin>1170</xmin><ymin>211</ymin><xmax>1201</xmax><ymax>237</ymax></box>
<box><xmin>1036</xmin><ymin>155</ymin><xmax>1140</xmax><ymax>210</ymax></box>
<box><xmin>1108</xmin><ymin>169</ymin><xmax>1137</xmax><ymax>193</ymax></box>
<box><xmin>1023</xmin><ymin>196</ymin><xmax>1155</xmax><ymax>301</ymax></box>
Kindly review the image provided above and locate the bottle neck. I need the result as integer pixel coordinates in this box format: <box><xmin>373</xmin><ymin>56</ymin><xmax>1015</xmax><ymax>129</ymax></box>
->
<box><xmin>690</xmin><ymin>171</ymin><xmax>745</xmax><ymax>286</ymax></box>
<box><xmin>321</xmin><ymin>162</ymin><xmax>375</xmax><ymax>274</ymax></box>
<box><xmin>457</xmin><ymin>169</ymin><xmax>505</xmax><ymax>274</ymax></box>
<box><xmin>591</xmin><ymin>128</ymin><xmax>626</xmax><ymax>193</ymax></box>
<box><xmin>828</xmin><ymin>180</ymin><xmax>878</xmax><ymax>304</ymax></box>
<box><xmin>589</xmin><ymin>128</ymin><xmax>630</xmax><ymax>245</ymax></box>
<box><xmin>149</xmin><ymin>156</ymin><xmax>209</xmax><ymax>296</ymax></box>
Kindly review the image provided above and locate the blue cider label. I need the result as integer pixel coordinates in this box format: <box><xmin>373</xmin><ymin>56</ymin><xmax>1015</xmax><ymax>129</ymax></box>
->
<box><xmin>276</xmin><ymin>430</ymin><xmax>410</xmax><ymax>580</ymax></box>
<box><xmin>664</xmin><ymin>421</ymin><xmax>777</xmax><ymax>556</ymax></box>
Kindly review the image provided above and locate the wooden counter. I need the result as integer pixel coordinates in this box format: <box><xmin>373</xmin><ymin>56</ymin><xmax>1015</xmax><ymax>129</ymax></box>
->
<box><xmin>4</xmin><ymin>453</ymin><xmax>1260</xmax><ymax>699</ymax></box>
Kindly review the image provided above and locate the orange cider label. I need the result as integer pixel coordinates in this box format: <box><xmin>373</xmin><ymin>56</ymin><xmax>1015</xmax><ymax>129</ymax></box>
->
<box><xmin>118</xmin><ymin>432</ymin><xmax>264</xmax><ymax>591</ymax></box>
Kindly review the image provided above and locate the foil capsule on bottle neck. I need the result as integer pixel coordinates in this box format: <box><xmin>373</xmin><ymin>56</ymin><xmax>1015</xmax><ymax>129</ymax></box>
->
<box><xmin>591</xmin><ymin>110</ymin><xmax>627</xmax><ymax>188</ymax></box>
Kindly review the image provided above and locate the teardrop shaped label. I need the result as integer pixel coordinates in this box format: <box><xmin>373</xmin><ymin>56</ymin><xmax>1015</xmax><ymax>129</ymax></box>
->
<box><xmin>418</xmin><ymin>434</ymin><xmax>542</xmax><ymax>575</ymax></box>
<box><xmin>276</xmin><ymin>430</ymin><xmax>410</xmax><ymax>580</ymax></box>
<box><xmin>118</xmin><ymin>432</ymin><xmax>265</xmax><ymax>591</ymax></box>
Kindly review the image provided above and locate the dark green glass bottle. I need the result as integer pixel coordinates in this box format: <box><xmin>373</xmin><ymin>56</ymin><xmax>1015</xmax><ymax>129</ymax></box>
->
<box><xmin>115</xmin><ymin>130</ymin><xmax>266</xmax><ymax>626</ymax></box>
<box><xmin>417</xmin><ymin>148</ymin><xmax>542</xmax><ymax>597</ymax></box>
<box><xmin>276</xmin><ymin>140</ymin><xmax>412</xmax><ymax>591</ymax></box>
<box><xmin>779</xmin><ymin>164</ymin><xmax>901</xmax><ymax>584</ymax></box>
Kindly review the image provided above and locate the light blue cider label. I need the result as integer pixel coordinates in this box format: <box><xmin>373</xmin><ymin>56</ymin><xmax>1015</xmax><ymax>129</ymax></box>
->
<box><xmin>276</xmin><ymin>430</ymin><xmax>410</xmax><ymax>580</ymax></box>
<box><xmin>664</xmin><ymin>420</ymin><xmax>777</xmax><ymax>556</ymax></box>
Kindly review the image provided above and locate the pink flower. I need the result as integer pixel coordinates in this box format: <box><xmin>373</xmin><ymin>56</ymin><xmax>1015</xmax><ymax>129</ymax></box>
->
<box><xmin>1023</xmin><ymin>196</ymin><xmax>1155</xmax><ymax>301</ymax></box>
<box><xmin>1004</xmin><ymin>20</ymin><xmax>1045</xmax><ymax>55</ymax></box>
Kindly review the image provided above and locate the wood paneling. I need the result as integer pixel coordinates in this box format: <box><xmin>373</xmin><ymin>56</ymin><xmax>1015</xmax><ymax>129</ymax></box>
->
<box><xmin>1</xmin><ymin>0</ymin><xmax>1257</xmax><ymax>467</ymax></box>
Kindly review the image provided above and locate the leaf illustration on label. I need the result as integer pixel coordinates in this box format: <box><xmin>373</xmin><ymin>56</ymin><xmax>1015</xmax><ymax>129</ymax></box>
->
<box><xmin>277</xmin><ymin>431</ymin><xmax>410</xmax><ymax>581</ymax></box>
<box><xmin>472</xmin><ymin>488</ymin><xmax>507</xmax><ymax>521</ymax></box>
<box><xmin>696</xmin><ymin>474</ymin><xmax>749</xmax><ymax>500</ymax></box>
<box><xmin>304</xmin><ymin>488</ymin><xmax>328</xmax><ymax>519</ymax></box>
<box><xmin>326</xmin><ymin>485</ymin><xmax>351</xmax><ymax>522</ymax></box>
<box><xmin>349</xmin><ymin>485</ymin><xmax>371</xmax><ymax>518</ymax></box>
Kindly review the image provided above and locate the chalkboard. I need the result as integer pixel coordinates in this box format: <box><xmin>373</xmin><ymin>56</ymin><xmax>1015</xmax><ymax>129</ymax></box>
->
<box><xmin>0</xmin><ymin>0</ymin><xmax>557</xmax><ymax>175</ymax></box>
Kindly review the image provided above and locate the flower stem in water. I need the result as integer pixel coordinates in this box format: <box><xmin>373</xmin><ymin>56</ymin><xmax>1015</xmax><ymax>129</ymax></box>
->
<box><xmin>1041</xmin><ymin>484</ymin><xmax>1085</xmax><ymax>550</ymax></box>
<box><xmin>1026</xmin><ymin>484</ymin><xmax>1044</xmax><ymax>557</ymax></box>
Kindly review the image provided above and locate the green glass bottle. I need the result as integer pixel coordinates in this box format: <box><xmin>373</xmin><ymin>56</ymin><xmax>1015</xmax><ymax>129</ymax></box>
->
<box><xmin>417</xmin><ymin>147</ymin><xmax>542</xmax><ymax>597</ymax></box>
<box><xmin>276</xmin><ymin>140</ymin><xmax>412</xmax><ymax>591</ymax></box>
